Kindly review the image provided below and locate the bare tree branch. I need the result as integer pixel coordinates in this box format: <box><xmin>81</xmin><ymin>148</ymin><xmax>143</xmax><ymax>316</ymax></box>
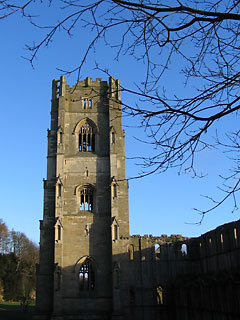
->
<box><xmin>2</xmin><ymin>0</ymin><xmax>240</xmax><ymax>217</ymax></box>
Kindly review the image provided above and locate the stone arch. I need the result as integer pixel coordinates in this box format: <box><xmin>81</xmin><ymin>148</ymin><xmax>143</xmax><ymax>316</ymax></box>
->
<box><xmin>74</xmin><ymin>183</ymin><xmax>95</xmax><ymax>196</ymax></box>
<box><xmin>73</xmin><ymin>118</ymin><xmax>97</xmax><ymax>135</ymax></box>
<box><xmin>74</xmin><ymin>255</ymin><xmax>98</xmax><ymax>270</ymax></box>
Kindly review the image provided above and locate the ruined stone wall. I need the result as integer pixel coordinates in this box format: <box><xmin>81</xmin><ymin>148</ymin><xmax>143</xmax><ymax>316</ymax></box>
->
<box><xmin>157</xmin><ymin>220</ymin><xmax>240</xmax><ymax>320</ymax></box>
<box><xmin>112</xmin><ymin>233</ymin><xmax>189</xmax><ymax>320</ymax></box>
<box><xmin>112</xmin><ymin>221</ymin><xmax>240</xmax><ymax>320</ymax></box>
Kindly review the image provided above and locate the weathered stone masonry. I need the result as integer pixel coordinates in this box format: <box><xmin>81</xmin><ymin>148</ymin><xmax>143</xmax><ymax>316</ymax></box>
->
<box><xmin>35</xmin><ymin>76</ymin><xmax>240</xmax><ymax>320</ymax></box>
<box><xmin>157</xmin><ymin>220</ymin><xmax>240</xmax><ymax>320</ymax></box>
<box><xmin>36</xmin><ymin>76</ymin><xmax>129</xmax><ymax>320</ymax></box>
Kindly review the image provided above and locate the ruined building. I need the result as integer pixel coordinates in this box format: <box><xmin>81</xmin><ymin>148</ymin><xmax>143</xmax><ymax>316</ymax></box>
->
<box><xmin>36</xmin><ymin>77</ymin><xmax>240</xmax><ymax>320</ymax></box>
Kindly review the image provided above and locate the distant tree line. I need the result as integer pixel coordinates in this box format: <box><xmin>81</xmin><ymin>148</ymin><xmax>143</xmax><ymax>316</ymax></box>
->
<box><xmin>0</xmin><ymin>219</ymin><xmax>39</xmax><ymax>305</ymax></box>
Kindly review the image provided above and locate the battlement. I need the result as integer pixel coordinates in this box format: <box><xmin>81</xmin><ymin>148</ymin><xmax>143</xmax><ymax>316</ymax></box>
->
<box><xmin>51</xmin><ymin>76</ymin><xmax>121</xmax><ymax>100</ymax></box>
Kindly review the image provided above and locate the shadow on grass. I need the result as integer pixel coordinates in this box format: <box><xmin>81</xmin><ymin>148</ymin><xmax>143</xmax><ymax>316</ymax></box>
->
<box><xmin>0</xmin><ymin>302</ymin><xmax>35</xmax><ymax>320</ymax></box>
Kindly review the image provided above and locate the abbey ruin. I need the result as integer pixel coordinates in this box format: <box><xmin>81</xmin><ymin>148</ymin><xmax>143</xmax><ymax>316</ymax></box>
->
<box><xmin>35</xmin><ymin>77</ymin><xmax>240</xmax><ymax>320</ymax></box>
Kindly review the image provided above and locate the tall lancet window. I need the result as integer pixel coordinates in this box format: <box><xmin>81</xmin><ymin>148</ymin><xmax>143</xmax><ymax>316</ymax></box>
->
<box><xmin>79</xmin><ymin>258</ymin><xmax>95</xmax><ymax>291</ymax></box>
<box><xmin>79</xmin><ymin>122</ymin><xmax>95</xmax><ymax>152</ymax></box>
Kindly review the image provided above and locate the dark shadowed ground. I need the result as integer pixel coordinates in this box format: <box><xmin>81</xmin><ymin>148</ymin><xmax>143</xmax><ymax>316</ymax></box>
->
<box><xmin>0</xmin><ymin>302</ymin><xmax>35</xmax><ymax>320</ymax></box>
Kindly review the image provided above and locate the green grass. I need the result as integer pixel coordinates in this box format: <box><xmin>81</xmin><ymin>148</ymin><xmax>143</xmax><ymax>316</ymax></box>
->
<box><xmin>0</xmin><ymin>301</ymin><xmax>35</xmax><ymax>320</ymax></box>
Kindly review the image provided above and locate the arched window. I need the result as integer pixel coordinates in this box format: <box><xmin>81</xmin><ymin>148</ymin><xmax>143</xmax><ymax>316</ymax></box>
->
<box><xmin>80</xmin><ymin>188</ymin><xmax>93</xmax><ymax>211</ymax></box>
<box><xmin>79</xmin><ymin>258</ymin><xmax>95</xmax><ymax>291</ymax></box>
<box><xmin>181</xmin><ymin>243</ymin><xmax>187</xmax><ymax>255</ymax></box>
<box><xmin>79</xmin><ymin>122</ymin><xmax>95</xmax><ymax>152</ymax></box>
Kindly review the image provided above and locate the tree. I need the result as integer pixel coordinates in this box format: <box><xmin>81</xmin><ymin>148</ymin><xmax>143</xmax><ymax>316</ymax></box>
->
<box><xmin>0</xmin><ymin>253</ymin><xmax>20</xmax><ymax>301</ymax></box>
<box><xmin>1</xmin><ymin>0</ymin><xmax>240</xmax><ymax>217</ymax></box>
<box><xmin>10</xmin><ymin>231</ymin><xmax>39</xmax><ymax>303</ymax></box>
<box><xmin>0</xmin><ymin>220</ymin><xmax>10</xmax><ymax>254</ymax></box>
<box><xmin>0</xmin><ymin>220</ymin><xmax>39</xmax><ymax>302</ymax></box>
<box><xmin>11</xmin><ymin>231</ymin><xmax>38</xmax><ymax>265</ymax></box>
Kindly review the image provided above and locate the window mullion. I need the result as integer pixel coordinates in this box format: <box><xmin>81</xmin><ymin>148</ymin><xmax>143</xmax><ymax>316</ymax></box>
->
<box><xmin>81</xmin><ymin>128</ymin><xmax>83</xmax><ymax>151</ymax></box>
<box><xmin>89</xmin><ymin>132</ymin><xmax>92</xmax><ymax>152</ymax></box>
<box><xmin>82</xmin><ymin>129</ymin><xmax>84</xmax><ymax>150</ymax></box>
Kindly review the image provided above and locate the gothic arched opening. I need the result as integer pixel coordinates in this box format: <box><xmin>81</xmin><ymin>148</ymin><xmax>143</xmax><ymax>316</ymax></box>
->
<box><xmin>79</xmin><ymin>122</ymin><xmax>95</xmax><ymax>152</ymax></box>
<box><xmin>78</xmin><ymin>258</ymin><xmax>95</xmax><ymax>291</ymax></box>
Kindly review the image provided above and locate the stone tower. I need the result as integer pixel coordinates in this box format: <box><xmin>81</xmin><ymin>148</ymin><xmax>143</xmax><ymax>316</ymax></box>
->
<box><xmin>36</xmin><ymin>76</ymin><xmax>129</xmax><ymax>320</ymax></box>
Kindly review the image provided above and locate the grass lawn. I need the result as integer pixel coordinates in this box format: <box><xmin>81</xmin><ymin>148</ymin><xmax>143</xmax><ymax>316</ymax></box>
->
<box><xmin>0</xmin><ymin>301</ymin><xmax>35</xmax><ymax>320</ymax></box>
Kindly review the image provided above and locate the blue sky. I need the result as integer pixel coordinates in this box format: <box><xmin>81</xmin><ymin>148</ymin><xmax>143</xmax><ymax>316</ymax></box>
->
<box><xmin>0</xmin><ymin>3</ymin><xmax>239</xmax><ymax>244</ymax></box>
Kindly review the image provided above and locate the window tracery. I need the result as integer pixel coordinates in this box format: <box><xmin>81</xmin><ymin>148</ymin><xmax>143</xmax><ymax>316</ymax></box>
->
<box><xmin>78</xmin><ymin>258</ymin><xmax>95</xmax><ymax>291</ymax></box>
<box><xmin>79</xmin><ymin>122</ymin><xmax>95</xmax><ymax>152</ymax></box>
<box><xmin>80</xmin><ymin>187</ymin><xmax>93</xmax><ymax>211</ymax></box>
